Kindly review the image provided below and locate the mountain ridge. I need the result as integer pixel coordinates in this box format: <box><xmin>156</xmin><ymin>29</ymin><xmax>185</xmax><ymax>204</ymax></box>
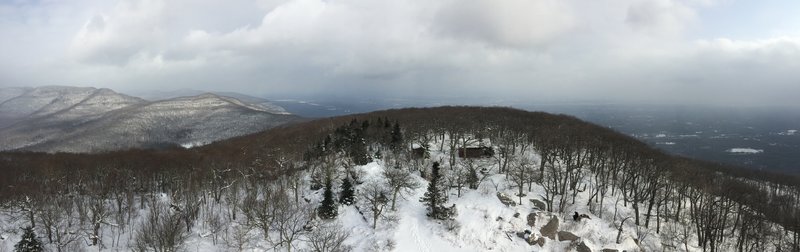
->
<box><xmin>0</xmin><ymin>86</ymin><xmax>301</xmax><ymax>153</ymax></box>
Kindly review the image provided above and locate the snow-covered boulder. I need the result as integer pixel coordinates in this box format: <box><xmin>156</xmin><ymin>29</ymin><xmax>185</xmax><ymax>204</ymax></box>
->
<box><xmin>496</xmin><ymin>192</ymin><xmax>516</xmax><ymax>206</ymax></box>
<box><xmin>577</xmin><ymin>241</ymin><xmax>592</xmax><ymax>252</ymax></box>
<box><xmin>535</xmin><ymin>237</ymin><xmax>546</xmax><ymax>247</ymax></box>
<box><xmin>526</xmin><ymin>213</ymin><xmax>536</xmax><ymax>227</ymax></box>
<box><xmin>558</xmin><ymin>231</ymin><xmax>579</xmax><ymax>242</ymax></box>
<box><xmin>530</xmin><ymin>199</ymin><xmax>546</xmax><ymax>210</ymax></box>
<box><xmin>541</xmin><ymin>216</ymin><xmax>559</xmax><ymax>239</ymax></box>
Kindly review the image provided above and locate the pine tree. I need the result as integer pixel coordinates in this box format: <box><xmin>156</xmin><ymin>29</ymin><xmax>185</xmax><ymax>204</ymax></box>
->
<box><xmin>339</xmin><ymin>177</ymin><xmax>355</xmax><ymax>205</ymax></box>
<box><xmin>390</xmin><ymin>122</ymin><xmax>403</xmax><ymax>151</ymax></box>
<box><xmin>14</xmin><ymin>226</ymin><xmax>43</xmax><ymax>252</ymax></box>
<box><xmin>420</xmin><ymin>162</ymin><xmax>449</xmax><ymax>219</ymax></box>
<box><xmin>318</xmin><ymin>180</ymin><xmax>337</xmax><ymax>219</ymax></box>
<box><xmin>467</xmin><ymin>166</ymin><xmax>480</xmax><ymax>190</ymax></box>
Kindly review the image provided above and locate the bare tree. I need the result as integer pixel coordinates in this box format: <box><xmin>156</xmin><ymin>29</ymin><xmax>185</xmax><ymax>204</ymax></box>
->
<box><xmin>305</xmin><ymin>222</ymin><xmax>352</xmax><ymax>252</ymax></box>
<box><xmin>131</xmin><ymin>200</ymin><xmax>188</xmax><ymax>252</ymax></box>
<box><xmin>509</xmin><ymin>156</ymin><xmax>534</xmax><ymax>205</ymax></box>
<box><xmin>270</xmin><ymin>192</ymin><xmax>311</xmax><ymax>252</ymax></box>
<box><xmin>242</xmin><ymin>185</ymin><xmax>276</xmax><ymax>241</ymax></box>
<box><xmin>382</xmin><ymin>166</ymin><xmax>420</xmax><ymax>211</ymax></box>
<box><xmin>224</xmin><ymin>222</ymin><xmax>254</xmax><ymax>251</ymax></box>
<box><xmin>360</xmin><ymin>181</ymin><xmax>390</xmax><ymax>229</ymax></box>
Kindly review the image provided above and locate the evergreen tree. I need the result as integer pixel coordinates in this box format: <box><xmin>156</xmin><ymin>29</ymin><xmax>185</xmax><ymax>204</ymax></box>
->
<box><xmin>420</xmin><ymin>162</ymin><xmax>449</xmax><ymax>219</ymax></box>
<box><xmin>318</xmin><ymin>180</ymin><xmax>337</xmax><ymax>219</ymax></box>
<box><xmin>339</xmin><ymin>177</ymin><xmax>355</xmax><ymax>205</ymax></box>
<box><xmin>467</xmin><ymin>166</ymin><xmax>480</xmax><ymax>190</ymax></box>
<box><xmin>390</xmin><ymin>122</ymin><xmax>403</xmax><ymax>151</ymax></box>
<box><xmin>15</xmin><ymin>226</ymin><xmax>43</xmax><ymax>252</ymax></box>
<box><xmin>349</xmin><ymin>135</ymin><xmax>371</xmax><ymax>165</ymax></box>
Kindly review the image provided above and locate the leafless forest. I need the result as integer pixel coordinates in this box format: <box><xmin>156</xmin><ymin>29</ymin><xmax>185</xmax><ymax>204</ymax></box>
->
<box><xmin>0</xmin><ymin>107</ymin><xmax>797</xmax><ymax>251</ymax></box>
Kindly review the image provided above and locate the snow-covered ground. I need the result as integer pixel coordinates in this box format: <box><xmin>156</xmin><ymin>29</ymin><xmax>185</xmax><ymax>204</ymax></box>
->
<box><xmin>0</xmin><ymin>136</ymin><xmax>776</xmax><ymax>252</ymax></box>
<box><xmin>726</xmin><ymin>148</ymin><xmax>764</xmax><ymax>154</ymax></box>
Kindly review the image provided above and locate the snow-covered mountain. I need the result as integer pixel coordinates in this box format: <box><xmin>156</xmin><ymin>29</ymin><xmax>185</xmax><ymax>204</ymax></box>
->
<box><xmin>0</xmin><ymin>86</ymin><xmax>300</xmax><ymax>153</ymax></box>
<box><xmin>132</xmin><ymin>88</ymin><xmax>291</xmax><ymax>115</ymax></box>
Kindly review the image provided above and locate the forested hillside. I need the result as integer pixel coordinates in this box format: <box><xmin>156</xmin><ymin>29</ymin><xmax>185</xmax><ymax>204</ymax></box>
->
<box><xmin>0</xmin><ymin>107</ymin><xmax>797</xmax><ymax>251</ymax></box>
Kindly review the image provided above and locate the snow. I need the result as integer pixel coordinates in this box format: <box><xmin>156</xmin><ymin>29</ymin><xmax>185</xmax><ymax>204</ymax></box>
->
<box><xmin>1</xmin><ymin>136</ymin><xmax>764</xmax><ymax>252</ymax></box>
<box><xmin>180</xmin><ymin>141</ymin><xmax>208</xmax><ymax>149</ymax></box>
<box><xmin>726</xmin><ymin>148</ymin><xmax>764</xmax><ymax>154</ymax></box>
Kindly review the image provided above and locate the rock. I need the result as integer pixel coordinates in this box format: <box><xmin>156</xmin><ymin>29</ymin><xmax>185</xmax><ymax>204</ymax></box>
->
<box><xmin>576</xmin><ymin>241</ymin><xmax>592</xmax><ymax>252</ymax></box>
<box><xmin>526</xmin><ymin>213</ymin><xmax>536</xmax><ymax>227</ymax></box>
<box><xmin>601</xmin><ymin>249</ymin><xmax>618</xmax><ymax>252</ymax></box>
<box><xmin>540</xmin><ymin>217</ymin><xmax>559</xmax><ymax>239</ymax></box>
<box><xmin>536</xmin><ymin>237</ymin><xmax>546</xmax><ymax>247</ymax></box>
<box><xmin>514</xmin><ymin>212</ymin><xmax>520</xmax><ymax>218</ymax></box>
<box><xmin>557</xmin><ymin>231</ymin><xmax>579</xmax><ymax>242</ymax></box>
<box><xmin>530</xmin><ymin>199</ymin><xmax>546</xmax><ymax>210</ymax></box>
<box><xmin>497</xmin><ymin>192</ymin><xmax>516</xmax><ymax>207</ymax></box>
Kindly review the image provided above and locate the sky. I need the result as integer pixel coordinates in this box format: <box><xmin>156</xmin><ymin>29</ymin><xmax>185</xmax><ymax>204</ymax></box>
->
<box><xmin>1</xmin><ymin>0</ymin><xmax>799</xmax><ymax>106</ymax></box>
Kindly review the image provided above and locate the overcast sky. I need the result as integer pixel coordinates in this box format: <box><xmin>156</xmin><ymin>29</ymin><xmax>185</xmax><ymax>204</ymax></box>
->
<box><xmin>1</xmin><ymin>0</ymin><xmax>799</xmax><ymax>106</ymax></box>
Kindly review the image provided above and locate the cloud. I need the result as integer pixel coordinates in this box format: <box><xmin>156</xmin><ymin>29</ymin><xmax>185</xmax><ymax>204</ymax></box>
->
<box><xmin>1</xmin><ymin>0</ymin><xmax>799</xmax><ymax>106</ymax></box>
<box><xmin>580</xmin><ymin>36</ymin><xmax>800</xmax><ymax>105</ymax></box>
<box><xmin>433</xmin><ymin>0</ymin><xmax>575</xmax><ymax>47</ymax></box>
<box><xmin>625</xmin><ymin>0</ymin><xmax>696</xmax><ymax>37</ymax></box>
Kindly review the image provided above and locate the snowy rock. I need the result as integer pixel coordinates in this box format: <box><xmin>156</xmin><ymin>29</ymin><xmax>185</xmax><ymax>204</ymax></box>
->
<box><xmin>526</xmin><ymin>213</ymin><xmax>536</xmax><ymax>227</ymax></box>
<box><xmin>601</xmin><ymin>249</ymin><xmax>619</xmax><ymax>252</ymax></box>
<box><xmin>535</xmin><ymin>237</ymin><xmax>546</xmax><ymax>247</ymax></box>
<box><xmin>558</xmin><ymin>231</ymin><xmax>579</xmax><ymax>241</ymax></box>
<box><xmin>540</xmin><ymin>216</ymin><xmax>559</xmax><ymax>239</ymax></box>
<box><xmin>530</xmin><ymin>199</ymin><xmax>546</xmax><ymax>210</ymax></box>
<box><xmin>496</xmin><ymin>192</ymin><xmax>516</xmax><ymax>207</ymax></box>
<box><xmin>577</xmin><ymin>241</ymin><xmax>592</xmax><ymax>252</ymax></box>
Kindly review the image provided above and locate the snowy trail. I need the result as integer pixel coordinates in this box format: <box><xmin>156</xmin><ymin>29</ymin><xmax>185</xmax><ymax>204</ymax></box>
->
<box><xmin>402</xmin><ymin>212</ymin><xmax>432</xmax><ymax>252</ymax></box>
<box><xmin>394</xmin><ymin>180</ymin><xmax>435</xmax><ymax>252</ymax></box>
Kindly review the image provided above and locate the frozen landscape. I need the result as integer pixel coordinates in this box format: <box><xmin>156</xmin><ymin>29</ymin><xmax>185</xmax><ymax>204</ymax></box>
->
<box><xmin>0</xmin><ymin>107</ymin><xmax>796</xmax><ymax>251</ymax></box>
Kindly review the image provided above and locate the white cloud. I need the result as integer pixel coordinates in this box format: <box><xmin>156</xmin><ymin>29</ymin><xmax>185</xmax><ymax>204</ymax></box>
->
<box><xmin>1</xmin><ymin>0</ymin><xmax>799</xmax><ymax>106</ymax></box>
<box><xmin>433</xmin><ymin>0</ymin><xmax>575</xmax><ymax>47</ymax></box>
<box><xmin>69</xmin><ymin>0</ymin><xmax>171</xmax><ymax>65</ymax></box>
<box><xmin>625</xmin><ymin>0</ymin><xmax>696</xmax><ymax>37</ymax></box>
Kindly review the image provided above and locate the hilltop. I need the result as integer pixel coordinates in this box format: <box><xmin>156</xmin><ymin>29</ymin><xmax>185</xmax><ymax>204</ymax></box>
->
<box><xmin>0</xmin><ymin>106</ymin><xmax>797</xmax><ymax>251</ymax></box>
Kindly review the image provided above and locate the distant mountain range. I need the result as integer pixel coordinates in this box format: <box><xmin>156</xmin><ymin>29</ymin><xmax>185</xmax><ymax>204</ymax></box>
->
<box><xmin>0</xmin><ymin>86</ymin><xmax>301</xmax><ymax>153</ymax></box>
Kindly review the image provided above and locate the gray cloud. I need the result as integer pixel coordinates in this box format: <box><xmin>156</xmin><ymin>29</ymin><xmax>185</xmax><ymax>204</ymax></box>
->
<box><xmin>1</xmin><ymin>0</ymin><xmax>799</xmax><ymax>106</ymax></box>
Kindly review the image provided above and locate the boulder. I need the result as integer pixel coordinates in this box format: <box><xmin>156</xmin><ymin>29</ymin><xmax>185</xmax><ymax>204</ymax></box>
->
<box><xmin>540</xmin><ymin>217</ymin><xmax>559</xmax><ymax>239</ymax></box>
<box><xmin>535</xmin><ymin>237</ymin><xmax>546</xmax><ymax>247</ymax></box>
<box><xmin>601</xmin><ymin>249</ymin><xmax>618</xmax><ymax>252</ymax></box>
<box><xmin>557</xmin><ymin>231</ymin><xmax>579</xmax><ymax>242</ymax></box>
<box><xmin>530</xmin><ymin>199</ymin><xmax>547</xmax><ymax>210</ymax></box>
<box><xmin>526</xmin><ymin>213</ymin><xmax>536</xmax><ymax>227</ymax></box>
<box><xmin>576</xmin><ymin>241</ymin><xmax>591</xmax><ymax>252</ymax></box>
<box><xmin>497</xmin><ymin>192</ymin><xmax>516</xmax><ymax>207</ymax></box>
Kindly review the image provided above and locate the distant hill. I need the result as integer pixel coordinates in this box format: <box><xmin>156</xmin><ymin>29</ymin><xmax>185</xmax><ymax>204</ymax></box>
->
<box><xmin>0</xmin><ymin>86</ymin><xmax>301</xmax><ymax>153</ymax></box>
<box><xmin>132</xmin><ymin>88</ymin><xmax>290</xmax><ymax>115</ymax></box>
